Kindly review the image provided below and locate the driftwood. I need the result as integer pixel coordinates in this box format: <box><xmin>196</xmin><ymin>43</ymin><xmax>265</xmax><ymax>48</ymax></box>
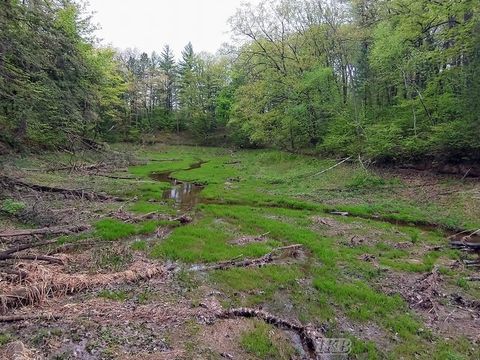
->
<box><xmin>0</xmin><ymin>224</ymin><xmax>90</xmax><ymax>239</ymax></box>
<box><xmin>0</xmin><ymin>175</ymin><xmax>125</xmax><ymax>201</ymax></box>
<box><xmin>191</xmin><ymin>244</ymin><xmax>303</xmax><ymax>271</ymax></box>
<box><xmin>219</xmin><ymin>308</ymin><xmax>323</xmax><ymax>358</ymax></box>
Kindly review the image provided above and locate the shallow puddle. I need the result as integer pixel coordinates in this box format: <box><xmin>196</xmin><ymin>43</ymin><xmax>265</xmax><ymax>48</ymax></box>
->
<box><xmin>150</xmin><ymin>161</ymin><xmax>206</xmax><ymax>210</ymax></box>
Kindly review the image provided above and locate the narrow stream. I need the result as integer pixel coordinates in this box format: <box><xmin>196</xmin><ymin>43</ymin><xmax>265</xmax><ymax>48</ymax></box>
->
<box><xmin>149</xmin><ymin>160</ymin><xmax>206</xmax><ymax>210</ymax></box>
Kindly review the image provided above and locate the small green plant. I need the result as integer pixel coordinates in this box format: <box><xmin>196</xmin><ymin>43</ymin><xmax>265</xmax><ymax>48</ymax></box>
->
<box><xmin>346</xmin><ymin>173</ymin><xmax>386</xmax><ymax>189</ymax></box>
<box><xmin>456</xmin><ymin>277</ymin><xmax>470</xmax><ymax>290</ymax></box>
<box><xmin>0</xmin><ymin>198</ymin><xmax>26</xmax><ymax>215</ymax></box>
<box><xmin>131</xmin><ymin>240</ymin><xmax>147</xmax><ymax>251</ymax></box>
<box><xmin>94</xmin><ymin>248</ymin><xmax>133</xmax><ymax>271</ymax></box>
<box><xmin>98</xmin><ymin>289</ymin><xmax>129</xmax><ymax>301</ymax></box>
<box><xmin>240</xmin><ymin>321</ymin><xmax>293</xmax><ymax>359</ymax></box>
<box><xmin>31</xmin><ymin>328</ymin><xmax>62</xmax><ymax>346</ymax></box>
<box><xmin>0</xmin><ymin>332</ymin><xmax>11</xmax><ymax>346</ymax></box>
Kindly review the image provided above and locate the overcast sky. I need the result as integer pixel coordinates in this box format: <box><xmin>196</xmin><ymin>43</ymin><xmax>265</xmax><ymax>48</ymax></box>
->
<box><xmin>86</xmin><ymin>0</ymin><xmax>260</xmax><ymax>57</ymax></box>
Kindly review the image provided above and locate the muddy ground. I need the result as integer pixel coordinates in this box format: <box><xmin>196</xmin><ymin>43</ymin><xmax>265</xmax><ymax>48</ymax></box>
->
<box><xmin>0</xmin><ymin>145</ymin><xmax>479</xmax><ymax>359</ymax></box>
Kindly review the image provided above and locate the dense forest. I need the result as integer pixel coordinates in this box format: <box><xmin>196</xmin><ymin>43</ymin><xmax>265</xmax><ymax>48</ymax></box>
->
<box><xmin>1</xmin><ymin>0</ymin><xmax>479</xmax><ymax>163</ymax></box>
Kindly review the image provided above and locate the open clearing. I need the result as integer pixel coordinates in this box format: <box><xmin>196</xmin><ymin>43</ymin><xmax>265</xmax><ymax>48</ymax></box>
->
<box><xmin>0</xmin><ymin>145</ymin><xmax>479</xmax><ymax>359</ymax></box>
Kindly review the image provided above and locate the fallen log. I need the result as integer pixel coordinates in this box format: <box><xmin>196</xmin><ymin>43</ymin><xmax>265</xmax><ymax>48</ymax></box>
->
<box><xmin>25</xmin><ymin>162</ymin><xmax>106</xmax><ymax>173</ymax></box>
<box><xmin>191</xmin><ymin>244</ymin><xmax>303</xmax><ymax>271</ymax></box>
<box><xmin>0</xmin><ymin>268</ymin><xmax>28</xmax><ymax>279</ymax></box>
<box><xmin>111</xmin><ymin>210</ymin><xmax>192</xmax><ymax>225</ymax></box>
<box><xmin>8</xmin><ymin>254</ymin><xmax>63</xmax><ymax>265</ymax></box>
<box><xmin>0</xmin><ymin>175</ymin><xmax>125</xmax><ymax>201</ymax></box>
<box><xmin>219</xmin><ymin>307</ymin><xmax>323</xmax><ymax>358</ymax></box>
<box><xmin>87</xmin><ymin>173</ymin><xmax>140</xmax><ymax>180</ymax></box>
<box><xmin>0</xmin><ymin>238</ymin><xmax>61</xmax><ymax>259</ymax></box>
<box><xmin>0</xmin><ymin>314</ymin><xmax>62</xmax><ymax>322</ymax></box>
<box><xmin>0</xmin><ymin>224</ymin><xmax>90</xmax><ymax>239</ymax></box>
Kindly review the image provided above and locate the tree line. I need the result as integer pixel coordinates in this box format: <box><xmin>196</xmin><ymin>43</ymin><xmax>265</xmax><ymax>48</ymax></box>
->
<box><xmin>1</xmin><ymin>0</ymin><xmax>479</xmax><ymax>164</ymax></box>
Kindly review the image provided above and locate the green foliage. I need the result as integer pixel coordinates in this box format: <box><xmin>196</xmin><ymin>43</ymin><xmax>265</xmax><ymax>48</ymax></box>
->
<box><xmin>0</xmin><ymin>199</ymin><xmax>26</xmax><ymax>215</ymax></box>
<box><xmin>98</xmin><ymin>290</ymin><xmax>130</xmax><ymax>302</ymax></box>
<box><xmin>240</xmin><ymin>321</ymin><xmax>294</xmax><ymax>359</ymax></box>
<box><xmin>0</xmin><ymin>332</ymin><xmax>12</xmax><ymax>346</ymax></box>
<box><xmin>94</xmin><ymin>219</ymin><xmax>137</xmax><ymax>241</ymax></box>
<box><xmin>0</xmin><ymin>1</ymin><xmax>127</xmax><ymax>149</ymax></box>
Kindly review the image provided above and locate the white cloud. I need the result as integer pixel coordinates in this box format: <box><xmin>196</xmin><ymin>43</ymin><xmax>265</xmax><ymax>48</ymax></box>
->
<box><xmin>86</xmin><ymin>0</ymin><xmax>260</xmax><ymax>57</ymax></box>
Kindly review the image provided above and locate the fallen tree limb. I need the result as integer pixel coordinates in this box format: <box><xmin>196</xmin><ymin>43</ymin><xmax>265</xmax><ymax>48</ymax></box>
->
<box><xmin>191</xmin><ymin>244</ymin><xmax>303</xmax><ymax>271</ymax></box>
<box><xmin>219</xmin><ymin>307</ymin><xmax>322</xmax><ymax>358</ymax></box>
<box><xmin>24</xmin><ymin>162</ymin><xmax>105</xmax><ymax>173</ymax></box>
<box><xmin>0</xmin><ymin>175</ymin><xmax>125</xmax><ymax>201</ymax></box>
<box><xmin>313</xmin><ymin>156</ymin><xmax>352</xmax><ymax>177</ymax></box>
<box><xmin>111</xmin><ymin>210</ymin><xmax>192</xmax><ymax>225</ymax></box>
<box><xmin>0</xmin><ymin>268</ymin><xmax>28</xmax><ymax>279</ymax></box>
<box><xmin>8</xmin><ymin>254</ymin><xmax>64</xmax><ymax>265</ymax></box>
<box><xmin>0</xmin><ymin>224</ymin><xmax>90</xmax><ymax>239</ymax></box>
<box><xmin>87</xmin><ymin>173</ymin><xmax>140</xmax><ymax>180</ymax></box>
<box><xmin>0</xmin><ymin>238</ymin><xmax>61</xmax><ymax>259</ymax></box>
<box><xmin>0</xmin><ymin>314</ymin><xmax>62</xmax><ymax>322</ymax></box>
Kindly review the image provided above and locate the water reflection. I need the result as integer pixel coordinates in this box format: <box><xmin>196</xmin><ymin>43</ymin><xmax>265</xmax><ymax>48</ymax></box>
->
<box><xmin>149</xmin><ymin>161</ymin><xmax>206</xmax><ymax>210</ymax></box>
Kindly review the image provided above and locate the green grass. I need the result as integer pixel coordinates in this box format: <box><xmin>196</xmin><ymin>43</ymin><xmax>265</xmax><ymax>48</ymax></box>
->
<box><xmin>94</xmin><ymin>218</ymin><xmax>175</xmax><ymax>241</ymax></box>
<box><xmin>240</xmin><ymin>320</ymin><xmax>295</xmax><ymax>359</ymax></box>
<box><xmin>94</xmin><ymin>219</ymin><xmax>137</xmax><ymax>241</ymax></box>
<box><xmin>94</xmin><ymin>248</ymin><xmax>133</xmax><ymax>271</ymax></box>
<box><xmin>0</xmin><ymin>332</ymin><xmax>12</xmax><ymax>346</ymax></box>
<box><xmin>0</xmin><ymin>198</ymin><xmax>26</xmax><ymax>215</ymax></box>
<box><xmin>98</xmin><ymin>290</ymin><xmax>130</xmax><ymax>302</ymax></box>
<box><xmin>8</xmin><ymin>144</ymin><xmax>477</xmax><ymax>359</ymax></box>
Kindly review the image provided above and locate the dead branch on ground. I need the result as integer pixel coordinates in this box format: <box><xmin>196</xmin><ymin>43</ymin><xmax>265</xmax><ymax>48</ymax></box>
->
<box><xmin>312</xmin><ymin>156</ymin><xmax>352</xmax><ymax>177</ymax></box>
<box><xmin>0</xmin><ymin>175</ymin><xmax>125</xmax><ymax>201</ymax></box>
<box><xmin>24</xmin><ymin>162</ymin><xmax>106</xmax><ymax>173</ymax></box>
<box><xmin>219</xmin><ymin>307</ymin><xmax>323</xmax><ymax>358</ymax></box>
<box><xmin>0</xmin><ymin>314</ymin><xmax>62</xmax><ymax>322</ymax></box>
<box><xmin>111</xmin><ymin>210</ymin><xmax>192</xmax><ymax>224</ymax></box>
<box><xmin>191</xmin><ymin>244</ymin><xmax>303</xmax><ymax>271</ymax></box>
<box><xmin>0</xmin><ymin>224</ymin><xmax>90</xmax><ymax>239</ymax></box>
<box><xmin>407</xmin><ymin>266</ymin><xmax>442</xmax><ymax>317</ymax></box>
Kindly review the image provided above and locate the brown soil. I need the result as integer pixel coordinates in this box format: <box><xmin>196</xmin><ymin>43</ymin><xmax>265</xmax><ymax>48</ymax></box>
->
<box><xmin>378</xmin><ymin>269</ymin><xmax>480</xmax><ymax>342</ymax></box>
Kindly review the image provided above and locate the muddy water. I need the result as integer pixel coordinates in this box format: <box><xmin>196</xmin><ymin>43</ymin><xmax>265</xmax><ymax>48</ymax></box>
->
<box><xmin>149</xmin><ymin>161</ymin><xmax>206</xmax><ymax>210</ymax></box>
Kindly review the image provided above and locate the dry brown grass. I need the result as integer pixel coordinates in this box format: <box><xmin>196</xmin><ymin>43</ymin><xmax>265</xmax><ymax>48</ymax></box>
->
<box><xmin>0</xmin><ymin>261</ymin><xmax>165</xmax><ymax>313</ymax></box>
